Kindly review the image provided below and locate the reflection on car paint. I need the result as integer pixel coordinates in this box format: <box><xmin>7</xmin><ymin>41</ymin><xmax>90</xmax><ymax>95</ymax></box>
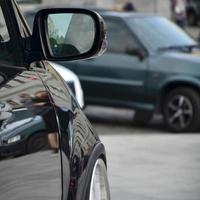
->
<box><xmin>0</xmin><ymin>0</ymin><xmax>110</xmax><ymax>198</ymax></box>
<box><xmin>0</xmin><ymin>63</ymin><xmax>101</xmax><ymax>200</ymax></box>
<box><xmin>40</xmin><ymin>63</ymin><xmax>99</xmax><ymax>199</ymax></box>
<box><xmin>0</xmin><ymin>69</ymin><xmax>62</xmax><ymax>200</ymax></box>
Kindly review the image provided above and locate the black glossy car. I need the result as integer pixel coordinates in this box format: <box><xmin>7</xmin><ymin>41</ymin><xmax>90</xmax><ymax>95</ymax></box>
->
<box><xmin>0</xmin><ymin>0</ymin><xmax>110</xmax><ymax>200</ymax></box>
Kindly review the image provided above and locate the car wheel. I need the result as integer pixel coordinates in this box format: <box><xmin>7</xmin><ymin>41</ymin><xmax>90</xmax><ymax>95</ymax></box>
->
<box><xmin>163</xmin><ymin>87</ymin><xmax>200</xmax><ymax>132</ymax></box>
<box><xmin>88</xmin><ymin>159</ymin><xmax>110</xmax><ymax>200</ymax></box>
<box><xmin>27</xmin><ymin>133</ymin><xmax>48</xmax><ymax>154</ymax></box>
<box><xmin>187</xmin><ymin>12</ymin><xmax>198</xmax><ymax>26</ymax></box>
<box><xmin>133</xmin><ymin>110</ymin><xmax>153</xmax><ymax>125</ymax></box>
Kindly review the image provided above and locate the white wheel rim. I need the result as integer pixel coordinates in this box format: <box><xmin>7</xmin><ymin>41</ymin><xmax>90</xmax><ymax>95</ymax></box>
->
<box><xmin>89</xmin><ymin>159</ymin><xmax>110</xmax><ymax>200</ymax></box>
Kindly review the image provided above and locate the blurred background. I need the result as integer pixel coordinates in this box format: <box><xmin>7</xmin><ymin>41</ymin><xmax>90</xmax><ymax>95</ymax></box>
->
<box><xmin>17</xmin><ymin>0</ymin><xmax>200</xmax><ymax>43</ymax></box>
<box><xmin>17</xmin><ymin>0</ymin><xmax>171</xmax><ymax>17</ymax></box>
<box><xmin>17</xmin><ymin>0</ymin><xmax>200</xmax><ymax>200</ymax></box>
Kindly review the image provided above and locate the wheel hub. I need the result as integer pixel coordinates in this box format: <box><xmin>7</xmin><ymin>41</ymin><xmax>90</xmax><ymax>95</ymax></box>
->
<box><xmin>167</xmin><ymin>95</ymin><xmax>193</xmax><ymax>129</ymax></box>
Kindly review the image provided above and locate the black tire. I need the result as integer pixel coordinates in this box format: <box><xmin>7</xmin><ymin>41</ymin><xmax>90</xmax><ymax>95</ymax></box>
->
<box><xmin>163</xmin><ymin>87</ymin><xmax>200</xmax><ymax>132</ymax></box>
<box><xmin>27</xmin><ymin>133</ymin><xmax>48</xmax><ymax>154</ymax></box>
<box><xmin>133</xmin><ymin>110</ymin><xmax>153</xmax><ymax>125</ymax></box>
<box><xmin>187</xmin><ymin>11</ymin><xmax>198</xmax><ymax>26</ymax></box>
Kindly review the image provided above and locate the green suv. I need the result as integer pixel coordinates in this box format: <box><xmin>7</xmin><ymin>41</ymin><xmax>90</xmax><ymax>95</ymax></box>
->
<box><xmin>29</xmin><ymin>11</ymin><xmax>200</xmax><ymax>132</ymax></box>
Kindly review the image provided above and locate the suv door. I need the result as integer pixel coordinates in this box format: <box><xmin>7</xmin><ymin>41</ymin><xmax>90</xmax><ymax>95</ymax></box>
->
<box><xmin>76</xmin><ymin>17</ymin><xmax>147</xmax><ymax>107</ymax></box>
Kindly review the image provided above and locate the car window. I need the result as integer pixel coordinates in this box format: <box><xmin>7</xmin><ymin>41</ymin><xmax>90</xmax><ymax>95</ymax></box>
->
<box><xmin>129</xmin><ymin>16</ymin><xmax>196</xmax><ymax>51</ymax></box>
<box><xmin>25</xmin><ymin>12</ymin><xmax>35</xmax><ymax>31</ymax></box>
<box><xmin>12</xmin><ymin>0</ymin><xmax>30</xmax><ymax>37</ymax></box>
<box><xmin>0</xmin><ymin>8</ymin><xmax>9</xmax><ymax>42</ymax></box>
<box><xmin>106</xmin><ymin>19</ymin><xmax>139</xmax><ymax>53</ymax></box>
<box><xmin>0</xmin><ymin>6</ymin><xmax>16</xmax><ymax>65</ymax></box>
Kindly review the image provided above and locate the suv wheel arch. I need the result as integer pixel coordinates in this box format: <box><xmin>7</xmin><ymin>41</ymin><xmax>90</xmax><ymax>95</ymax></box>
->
<box><xmin>159</xmin><ymin>82</ymin><xmax>200</xmax><ymax>112</ymax></box>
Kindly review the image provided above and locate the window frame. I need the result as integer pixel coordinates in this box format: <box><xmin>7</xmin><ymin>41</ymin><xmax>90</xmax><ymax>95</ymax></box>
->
<box><xmin>0</xmin><ymin>6</ymin><xmax>10</xmax><ymax>42</ymax></box>
<box><xmin>12</xmin><ymin>0</ymin><xmax>31</xmax><ymax>38</ymax></box>
<box><xmin>104</xmin><ymin>16</ymin><xmax>146</xmax><ymax>55</ymax></box>
<box><xmin>0</xmin><ymin>0</ymin><xmax>28</xmax><ymax>66</ymax></box>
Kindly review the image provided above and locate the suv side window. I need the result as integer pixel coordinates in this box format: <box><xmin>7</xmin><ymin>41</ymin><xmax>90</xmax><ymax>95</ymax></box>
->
<box><xmin>0</xmin><ymin>6</ymin><xmax>15</xmax><ymax>65</ymax></box>
<box><xmin>106</xmin><ymin>19</ymin><xmax>139</xmax><ymax>53</ymax></box>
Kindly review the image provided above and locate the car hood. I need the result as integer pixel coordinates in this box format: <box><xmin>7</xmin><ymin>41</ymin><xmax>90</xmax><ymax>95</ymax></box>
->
<box><xmin>160</xmin><ymin>50</ymin><xmax>200</xmax><ymax>62</ymax></box>
<box><xmin>153</xmin><ymin>50</ymin><xmax>200</xmax><ymax>75</ymax></box>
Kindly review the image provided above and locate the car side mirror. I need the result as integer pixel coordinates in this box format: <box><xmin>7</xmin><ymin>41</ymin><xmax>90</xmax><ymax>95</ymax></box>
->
<box><xmin>29</xmin><ymin>8</ymin><xmax>107</xmax><ymax>63</ymax></box>
<box><xmin>126</xmin><ymin>48</ymin><xmax>146</xmax><ymax>60</ymax></box>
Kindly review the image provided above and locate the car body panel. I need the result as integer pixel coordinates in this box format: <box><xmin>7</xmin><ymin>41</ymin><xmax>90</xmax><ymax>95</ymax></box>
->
<box><xmin>76</xmin><ymin>53</ymin><xmax>148</xmax><ymax>104</ymax></box>
<box><xmin>0</xmin><ymin>1</ymin><xmax>108</xmax><ymax>200</ymax></box>
<box><xmin>147</xmin><ymin>51</ymin><xmax>200</xmax><ymax>96</ymax></box>
<box><xmin>0</xmin><ymin>62</ymin><xmax>102</xmax><ymax>200</ymax></box>
<box><xmin>48</xmin><ymin>61</ymin><xmax>84</xmax><ymax>108</ymax></box>
<box><xmin>0</xmin><ymin>66</ymin><xmax>63</xmax><ymax>200</ymax></box>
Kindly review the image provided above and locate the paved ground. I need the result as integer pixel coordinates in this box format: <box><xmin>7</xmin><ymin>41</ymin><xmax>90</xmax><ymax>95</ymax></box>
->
<box><xmin>85</xmin><ymin>106</ymin><xmax>200</xmax><ymax>200</ymax></box>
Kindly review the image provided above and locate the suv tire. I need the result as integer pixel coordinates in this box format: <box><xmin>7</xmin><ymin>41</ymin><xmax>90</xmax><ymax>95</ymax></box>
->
<box><xmin>163</xmin><ymin>87</ymin><xmax>200</xmax><ymax>132</ymax></box>
<box><xmin>27</xmin><ymin>133</ymin><xmax>48</xmax><ymax>154</ymax></box>
<box><xmin>133</xmin><ymin>110</ymin><xmax>153</xmax><ymax>125</ymax></box>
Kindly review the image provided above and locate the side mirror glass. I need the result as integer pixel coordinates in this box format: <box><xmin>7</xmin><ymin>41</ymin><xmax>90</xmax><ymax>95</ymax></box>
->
<box><xmin>31</xmin><ymin>9</ymin><xmax>107</xmax><ymax>62</ymax></box>
<box><xmin>47</xmin><ymin>13</ymin><xmax>95</xmax><ymax>57</ymax></box>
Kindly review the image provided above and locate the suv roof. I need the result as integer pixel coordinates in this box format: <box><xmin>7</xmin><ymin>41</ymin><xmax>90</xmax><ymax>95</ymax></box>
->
<box><xmin>97</xmin><ymin>10</ymin><xmax>157</xmax><ymax>19</ymax></box>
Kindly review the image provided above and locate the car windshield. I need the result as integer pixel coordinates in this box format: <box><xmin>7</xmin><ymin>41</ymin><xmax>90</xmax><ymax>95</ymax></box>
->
<box><xmin>128</xmin><ymin>16</ymin><xmax>197</xmax><ymax>51</ymax></box>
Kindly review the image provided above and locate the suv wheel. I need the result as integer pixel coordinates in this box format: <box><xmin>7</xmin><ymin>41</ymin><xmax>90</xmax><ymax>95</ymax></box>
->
<box><xmin>133</xmin><ymin>110</ymin><xmax>153</xmax><ymax>125</ymax></box>
<box><xmin>163</xmin><ymin>87</ymin><xmax>200</xmax><ymax>132</ymax></box>
<box><xmin>27</xmin><ymin>133</ymin><xmax>48</xmax><ymax>154</ymax></box>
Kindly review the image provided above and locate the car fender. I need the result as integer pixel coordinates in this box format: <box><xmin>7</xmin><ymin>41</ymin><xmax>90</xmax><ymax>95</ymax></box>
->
<box><xmin>157</xmin><ymin>75</ymin><xmax>200</xmax><ymax>110</ymax></box>
<box><xmin>75</xmin><ymin>142</ymin><xmax>107</xmax><ymax>200</ymax></box>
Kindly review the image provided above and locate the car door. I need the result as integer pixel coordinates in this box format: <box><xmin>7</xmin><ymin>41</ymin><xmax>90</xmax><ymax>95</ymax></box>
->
<box><xmin>39</xmin><ymin>61</ymin><xmax>102</xmax><ymax>200</ymax></box>
<box><xmin>0</xmin><ymin>1</ymin><xmax>62</xmax><ymax>200</ymax></box>
<box><xmin>0</xmin><ymin>65</ymin><xmax>63</xmax><ymax>200</ymax></box>
<box><xmin>76</xmin><ymin>17</ymin><xmax>148</xmax><ymax>106</ymax></box>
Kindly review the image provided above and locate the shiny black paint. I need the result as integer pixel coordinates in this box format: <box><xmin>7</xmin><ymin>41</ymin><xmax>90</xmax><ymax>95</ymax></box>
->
<box><xmin>0</xmin><ymin>61</ymin><xmax>105</xmax><ymax>200</ymax></box>
<box><xmin>0</xmin><ymin>65</ymin><xmax>62</xmax><ymax>200</ymax></box>
<box><xmin>39</xmin><ymin>61</ymin><xmax>102</xmax><ymax>199</ymax></box>
<box><xmin>0</xmin><ymin>0</ymin><xmax>107</xmax><ymax>199</ymax></box>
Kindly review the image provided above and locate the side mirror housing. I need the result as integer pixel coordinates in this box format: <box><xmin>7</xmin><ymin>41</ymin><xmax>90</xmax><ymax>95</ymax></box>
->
<box><xmin>28</xmin><ymin>8</ymin><xmax>107</xmax><ymax>63</ymax></box>
<box><xmin>126</xmin><ymin>48</ymin><xmax>146</xmax><ymax>60</ymax></box>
